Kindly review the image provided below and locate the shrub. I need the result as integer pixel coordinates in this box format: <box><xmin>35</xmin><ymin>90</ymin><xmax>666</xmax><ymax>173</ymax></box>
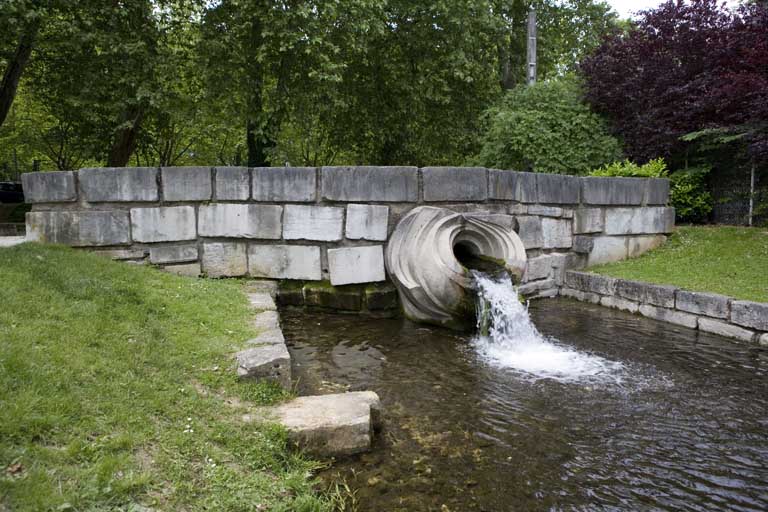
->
<box><xmin>474</xmin><ymin>78</ymin><xmax>622</xmax><ymax>174</ymax></box>
<box><xmin>590</xmin><ymin>158</ymin><xmax>667</xmax><ymax>178</ymax></box>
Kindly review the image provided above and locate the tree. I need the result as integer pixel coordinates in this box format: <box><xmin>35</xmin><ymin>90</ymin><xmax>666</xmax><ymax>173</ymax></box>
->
<box><xmin>474</xmin><ymin>78</ymin><xmax>622</xmax><ymax>174</ymax></box>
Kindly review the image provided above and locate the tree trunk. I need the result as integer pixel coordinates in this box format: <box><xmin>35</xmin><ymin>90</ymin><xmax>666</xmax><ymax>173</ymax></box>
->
<box><xmin>107</xmin><ymin>106</ymin><xmax>144</xmax><ymax>167</ymax></box>
<box><xmin>0</xmin><ymin>20</ymin><xmax>40</xmax><ymax>129</ymax></box>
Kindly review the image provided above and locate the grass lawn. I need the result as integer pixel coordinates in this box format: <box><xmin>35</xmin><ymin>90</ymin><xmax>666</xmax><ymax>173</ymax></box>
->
<box><xmin>590</xmin><ymin>225</ymin><xmax>768</xmax><ymax>303</ymax></box>
<box><xmin>0</xmin><ymin>244</ymin><xmax>339</xmax><ymax>511</ymax></box>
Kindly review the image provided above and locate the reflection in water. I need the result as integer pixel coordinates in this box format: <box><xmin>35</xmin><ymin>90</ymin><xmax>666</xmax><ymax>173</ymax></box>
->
<box><xmin>282</xmin><ymin>299</ymin><xmax>768</xmax><ymax>511</ymax></box>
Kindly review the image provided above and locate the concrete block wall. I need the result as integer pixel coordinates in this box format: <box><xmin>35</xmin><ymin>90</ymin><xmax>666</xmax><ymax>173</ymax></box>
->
<box><xmin>21</xmin><ymin>167</ymin><xmax>673</xmax><ymax>292</ymax></box>
<box><xmin>562</xmin><ymin>271</ymin><xmax>768</xmax><ymax>345</ymax></box>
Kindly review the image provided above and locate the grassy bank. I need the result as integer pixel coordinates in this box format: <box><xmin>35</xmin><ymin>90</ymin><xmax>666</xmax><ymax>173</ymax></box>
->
<box><xmin>590</xmin><ymin>226</ymin><xmax>768</xmax><ymax>303</ymax></box>
<box><xmin>0</xmin><ymin>244</ymin><xmax>335</xmax><ymax>511</ymax></box>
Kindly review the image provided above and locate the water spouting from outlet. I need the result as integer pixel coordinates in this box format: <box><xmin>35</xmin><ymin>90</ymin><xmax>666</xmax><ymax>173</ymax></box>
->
<box><xmin>472</xmin><ymin>271</ymin><xmax>624</xmax><ymax>383</ymax></box>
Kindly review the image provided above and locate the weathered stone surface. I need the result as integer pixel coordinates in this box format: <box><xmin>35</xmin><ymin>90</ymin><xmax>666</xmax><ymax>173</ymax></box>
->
<box><xmin>94</xmin><ymin>248</ymin><xmax>147</xmax><ymax>260</ymax></box>
<box><xmin>639</xmin><ymin>304</ymin><xmax>698</xmax><ymax>329</ymax></box>
<box><xmin>161</xmin><ymin>262</ymin><xmax>201</xmax><ymax>277</ymax></box>
<box><xmin>202</xmin><ymin>242</ymin><xmax>247</xmax><ymax>277</ymax></box>
<box><xmin>541</xmin><ymin>218</ymin><xmax>572</xmax><ymax>249</ymax></box>
<box><xmin>304</xmin><ymin>283</ymin><xmax>363</xmax><ymax>311</ymax></box>
<box><xmin>248</xmin><ymin>245</ymin><xmax>322</xmax><ymax>280</ymax></box>
<box><xmin>252</xmin><ymin>167</ymin><xmax>316</xmax><ymax>202</ymax></box>
<box><xmin>628</xmin><ymin>235</ymin><xmax>666</xmax><ymax>258</ymax></box>
<box><xmin>161</xmin><ymin>166</ymin><xmax>212</xmax><ymax>201</ymax></box>
<box><xmin>328</xmin><ymin>246</ymin><xmax>386</xmax><ymax>286</ymax></box>
<box><xmin>560</xmin><ymin>287</ymin><xmax>601</xmax><ymax>304</ymax></box>
<box><xmin>245</xmin><ymin>279</ymin><xmax>279</xmax><ymax>298</ymax></box>
<box><xmin>516</xmin><ymin>216</ymin><xmax>543</xmax><ymax>249</ymax></box>
<box><xmin>345</xmin><ymin>204</ymin><xmax>389</xmax><ymax>241</ymax></box>
<box><xmin>600</xmin><ymin>295</ymin><xmax>640</xmax><ymax>313</ymax></box>
<box><xmin>604</xmin><ymin>207</ymin><xmax>675</xmax><ymax>235</ymax></box>
<box><xmin>26</xmin><ymin>210</ymin><xmax>130</xmax><ymax>246</ymax></box>
<box><xmin>519</xmin><ymin>278</ymin><xmax>556</xmax><ymax>296</ymax></box>
<box><xmin>759</xmin><ymin>333</ymin><xmax>768</xmax><ymax>347</ymax></box>
<box><xmin>283</xmin><ymin>205</ymin><xmax>343</xmax><ymax>241</ymax></box>
<box><xmin>247</xmin><ymin>329</ymin><xmax>285</xmax><ymax>346</ymax></box>
<box><xmin>574</xmin><ymin>208</ymin><xmax>604</xmax><ymax>234</ymax></box>
<box><xmin>524</xmin><ymin>255</ymin><xmax>555</xmax><ymax>282</ymax></box>
<box><xmin>572</xmin><ymin>236</ymin><xmax>594</xmax><ymax>254</ymax></box>
<box><xmin>422</xmin><ymin>167</ymin><xmax>487</xmax><ymax>201</ymax></box>
<box><xmin>253</xmin><ymin>310</ymin><xmax>280</xmax><ymax>331</ymax></box>
<box><xmin>276</xmin><ymin>282</ymin><xmax>306</xmax><ymax>306</ymax></box>
<box><xmin>615</xmin><ymin>279</ymin><xmax>646</xmax><ymax>303</ymax></box>
<box><xmin>247</xmin><ymin>292</ymin><xmax>277</xmax><ymax>311</ymax></box>
<box><xmin>248</xmin><ymin>392</ymin><xmax>381</xmax><ymax>457</ymax></box>
<box><xmin>80</xmin><ymin>167</ymin><xmax>158</xmax><ymax>202</ymax></box>
<box><xmin>644</xmin><ymin>283</ymin><xmax>678</xmax><ymax>308</ymax></box>
<box><xmin>22</xmin><ymin>171</ymin><xmax>77</xmax><ymax>203</ymax></box>
<box><xmin>131</xmin><ymin>206</ymin><xmax>196</xmax><ymax>243</ymax></box>
<box><xmin>730</xmin><ymin>301</ymin><xmax>768</xmax><ymax>331</ymax></box>
<box><xmin>581</xmin><ymin>177</ymin><xmax>645</xmax><ymax>205</ymax></box>
<box><xmin>646</xmin><ymin>178</ymin><xmax>671</xmax><ymax>205</ymax></box>
<box><xmin>365</xmin><ymin>283</ymin><xmax>399</xmax><ymax>310</ymax></box>
<box><xmin>675</xmin><ymin>290</ymin><xmax>730</xmax><ymax>319</ymax></box>
<box><xmin>586</xmin><ymin>236</ymin><xmax>628</xmax><ymax>266</ymax></box>
<box><xmin>236</xmin><ymin>344</ymin><xmax>291</xmax><ymax>388</ymax></box>
<box><xmin>321</xmin><ymin>166</ymin><xmax>418</xmax><ymax>202</ymax></box>
<box><xmin>527</xmin><ymin>205</ymin><xmax>565</xmax><ymax>217</ymax></box>
<box><xmin>565</xmin><ymin>271</ymin><xmax>616</xmax><ymax>295</ymax></box>
<box><xmin>199</xmin><ymin>204</ymin><xmax>282</xmax><ymax>239</ymax></box>
<box><xmin>149</xmin><ymin>243</ymin><xmax>198</xmax><ymax>264</ymax></box>
<box><xmin>536</xmin><ymin>173</ymin><xmax>580</xmax><ymax>204</ymax></box>
<box><xmin>488</xmin><ymin>170</ymin><xmax>537</xmax><ymax>203</ymax></box>
<box><xmin>215</xmin><ymin>167</ymin><xmax>250</xmax><ymax>200</ymax></box>
<box><xmin>508</xmin><ymin>204</ymin><xmax>527</xmax><ymax>215</ymax></box>
<box><xmin>698</xmin><ymin>317</ymin><xmax>755</xmax><ymax>342</ymax></box>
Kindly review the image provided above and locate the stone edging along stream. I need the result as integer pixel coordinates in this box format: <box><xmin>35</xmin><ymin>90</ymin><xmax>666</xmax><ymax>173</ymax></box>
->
<box><xmin>233</xmin><ymin>280</ymin><xmax>381</xmax><ymax>458</ymax></box>
<box><xmin>560</xmin><ymin>271</ymin><xmax>768</xmax><ymax>345</ymax></box>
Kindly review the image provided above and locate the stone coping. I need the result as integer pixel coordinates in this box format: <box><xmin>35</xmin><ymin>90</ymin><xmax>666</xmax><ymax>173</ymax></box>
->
<box><xmin>561</xmin><ymin>271</ymin><xmax>768</xmax><ymax>345</ymax></box>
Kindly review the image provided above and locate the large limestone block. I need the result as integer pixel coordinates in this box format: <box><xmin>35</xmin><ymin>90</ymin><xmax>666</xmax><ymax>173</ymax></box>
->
<box><xmin>639</xmin><ymin>304</ymin><xmax>698</xmax><ymax>329</ymax></box>
<box><xmin>345</xmin><ymin>204</ymin><xmax>389</xmax><ymax>241</ymax></box>
<box><xmin>488</xmin><ymin>170</ymin><xmax>537</xmax><ymax>202</ymax></box>
<box><xmin>248</xmin><ymin>245</ymin><xmax>322</xmax><ymax>280</ymax></box>
<box><xmin>22</xmin><ymin>171</ymin><xmax>77</xmax><ymax>203</ymax></box>
<box><xmin>149</xmin><ymin>243</ymin><xmax>199</xmax><ymax>264</ymax></box>
<box><xmin>516</xmin><ymin>216</ymin><xmax>543</xmax><ymax>249</ymax></box>
<box><xmin>524</xmin><ymin>254</ymin><xmax>567</xmax><ymax>283</ymax></box>
<box><xmin>581</xmin><ymin>177</ymin><xmax>645</xmax><ymax>205</ymax></box>
<box><xmin>283</xmin><ymin>205</ymin><xmax>343</xmax><ymax>241</ymax></box>
<box><xmin>162</xmin><ymin>262</ymin><xmax>201</xmax><ymax>277</ymax></box>
<box><xmin>26</xmin><ymin>210</ymin><xmax>130</xmax><ymax>246</ymax></box>
<box><xmin>249</xmin><ymin>392</ymin><xmax>381</xmax><ymax>457</ymax></box>
<box><xmin>215</xmin><ymin>167</ymin><xmax>250</xmax><ymax>200</ymax></box>
<box><xmin>586</xmin><ymin>236</ymin><xmax>628</xmax><ymax>266</ymax></box>
<box><xmin>321</xmin><ymin>166</ymin><xmax>418</xmax><ymax>202</ymax></box>
<box><xmin>564</xmin><ymin>271</ymin><xmax>616</xmax><ymax>295</ymax></box>
<box><xmin>131</xmin><ymin>206</ymin><xmax>196</xmax><ymax>243</ymax></box>
<box><xmin>604</xmin><ymin>207</ymin><xmax>675</xmax><ymax>235</ymax></box>
<box><xmin>573</xmin><ymin>208</ymin><xmax>604</xmax><ymax>234</ymax></box>
<box><xmin>536</xmin><ymin>173</ymin><xmax>580</xmax><ymax>204</ymax></box>
<box><xmin>698</xmin><ymin>317</ymin><xmax>755</xmax><ymax>342</ymax></box>
<box><xmin>202</xmin><ymin>242</ymin><xmax>247</xmax><ymax>277</ymax></box>
<box><xmin>422</xmin><ymin>167</ymin><xmax>487</xmax><ymax>201</ymax></box>
<box><xmin>730</xmin><ymin>301</ymin><xmax>768</xmax><ymax>331</ymax></box>
<box><xmin>198</xmin><ymin>204</ymin><xmax>282</xmax><ymax>239</ymax></box>
<box><xmin>161</xmin><ymin>166</ymin><xmax>212</xmax><ymax>201</ymax></box>
<box><xmin>541</xmin><ymin>218</ymin><xmax>572</xmax><ymax>249</ymax></box>
<box><xmin>304</xmin><ymin>283</ymin><xmax>363</xmax><ymax>311</ymax></box>
<box><xmin>328</xmin><ymin>246</ymin><xmax>386</xmax><ymax>286</ymax></box>
<box><xmin>646</xmin><ymin>178</ymin><xmax>671</xmax><ymax>205</ymax></box>
<box><xmin>616</xmin><ymin>279</ymin><xmax>677</xmax><ymax>308</ymax></box>
<box><xmin>675</xmin><ymin>290</ymin><xmax>730</xmax><ymax>319</ymax></box>
<box><xmin>80</xmin><ymin>167</ymin><xmax>158</xmax><ymax>202</ymax></box>
<box><xmin>236</xmin><ymin>343</ymin><xmax>291</xmax><ymax>388</ymax></box>
<box><xmin>600</xmin><ymin>295</ymin><xmax>640</xmax><ymax>313</ymax></box>
<box><xmin>628</xmin><ymin>235</ymin><xmax>666</xmax><ymax>258</ymax></box>
<box><xmin>252</xmin><ymin>167</ymin><xmax>316</xmax><ymax>202</ymax></box>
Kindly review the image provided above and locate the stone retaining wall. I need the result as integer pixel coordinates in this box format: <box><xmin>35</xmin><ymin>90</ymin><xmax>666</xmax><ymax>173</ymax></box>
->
<box><xmin>22</xmin><ymin>167</ymin><xmax>673</xmax><ymax>294</ymax></box>
<box><xmin>562</xmin><ymin>271</ymin><xmax>768</xmax><ymax>345</ymax></box>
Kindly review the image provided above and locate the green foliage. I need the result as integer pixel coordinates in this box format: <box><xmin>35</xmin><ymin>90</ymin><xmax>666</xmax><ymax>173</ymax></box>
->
<box><xmin>590</xmin><ymin>225</ymin><xmax>768</xmax><ymax>302</ymax></box>
<box><xmin>669</xmin><ymin>167</ymin><xmax>714</xmax><ymax>223</ymax></box>
<box><xmin>474</xmin><ymin>79</ymin><xmax>623</xmax><ymax>174</ymax></box>
<box><xmin>0</xmin><ymin>244</ymin><xmax>335</xmax><ymax>511</ymax></box>
<box><xmin>590</xmin><ymin>158</ymin><xmax>668</xmax><ymax>177</ymax></box>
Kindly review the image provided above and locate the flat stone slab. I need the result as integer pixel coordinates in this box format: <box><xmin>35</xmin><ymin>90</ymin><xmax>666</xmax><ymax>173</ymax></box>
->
<box><xmin>247</xmin><ymin>328</ymin><xmax>285</xmax><ymax>346</ymax></box>
<box><xmin>22</xmin><ymin>171</ymin><xmax>77</xmax><ymax>203</ymax></box>
<box><xmin>235</xmin><ymin>343</ymin><xmax>291</xmax><ymax>388</ymax></box>
<box><xmin>252</xmin><ymin>310</ymin><xmax>280</xmax><ymax>331</ymax></box>
<box><xmin>0</xmin><ymin>236</ymin><xmax>26</xmax><ymax>248</ymax></box>
<box><xmin>245</xmin><ymin>391</ymin><xmax>381</xmax><ymax>457</ymax></box>
<box><xmin>247</xmin><ymin>292</ymin><xmax>277</xmax><ymax>311</ymax></box>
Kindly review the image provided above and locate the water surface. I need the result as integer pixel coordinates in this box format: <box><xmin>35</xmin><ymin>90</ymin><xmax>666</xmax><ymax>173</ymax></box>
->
<box><xmin>282</xmin><ymin>298</ymin><xmax>768</xmax><ymax>511</ymax></box>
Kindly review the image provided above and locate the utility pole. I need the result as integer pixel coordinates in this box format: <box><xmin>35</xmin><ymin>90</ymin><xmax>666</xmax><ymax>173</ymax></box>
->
<box><xmin>527</xmin><ymin>7</ymin><xmax>537</xmax><ymax>85</ymax></box>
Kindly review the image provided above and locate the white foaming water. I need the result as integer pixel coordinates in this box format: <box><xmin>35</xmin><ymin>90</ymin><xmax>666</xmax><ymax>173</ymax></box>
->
<box><xmin>472</xmin><ymin>271</ymin><xmax>624</xmax><ymax>383</ymax></box>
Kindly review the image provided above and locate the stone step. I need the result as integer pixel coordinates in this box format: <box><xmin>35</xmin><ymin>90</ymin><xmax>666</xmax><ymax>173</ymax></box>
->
<box><xmin>247</xmin><ymin>292</ymin><xmax>276</xmax><ymax>311</ymax></box>
<box><xmin>244</xmin><ymin>391</ymin><xmax>381</xmax><ymax>458</ymax></box>
<box><xmin>235</xmin><ymin>343</ymin><xmax>291</xmax><ymax>389</ymax></box>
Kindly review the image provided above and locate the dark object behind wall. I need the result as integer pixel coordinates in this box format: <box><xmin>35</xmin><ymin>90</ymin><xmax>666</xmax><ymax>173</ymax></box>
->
<box><xmin>711</xmin><ymin>164</ymin><xmax>767</xmax><ymax>226</ymax></box>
